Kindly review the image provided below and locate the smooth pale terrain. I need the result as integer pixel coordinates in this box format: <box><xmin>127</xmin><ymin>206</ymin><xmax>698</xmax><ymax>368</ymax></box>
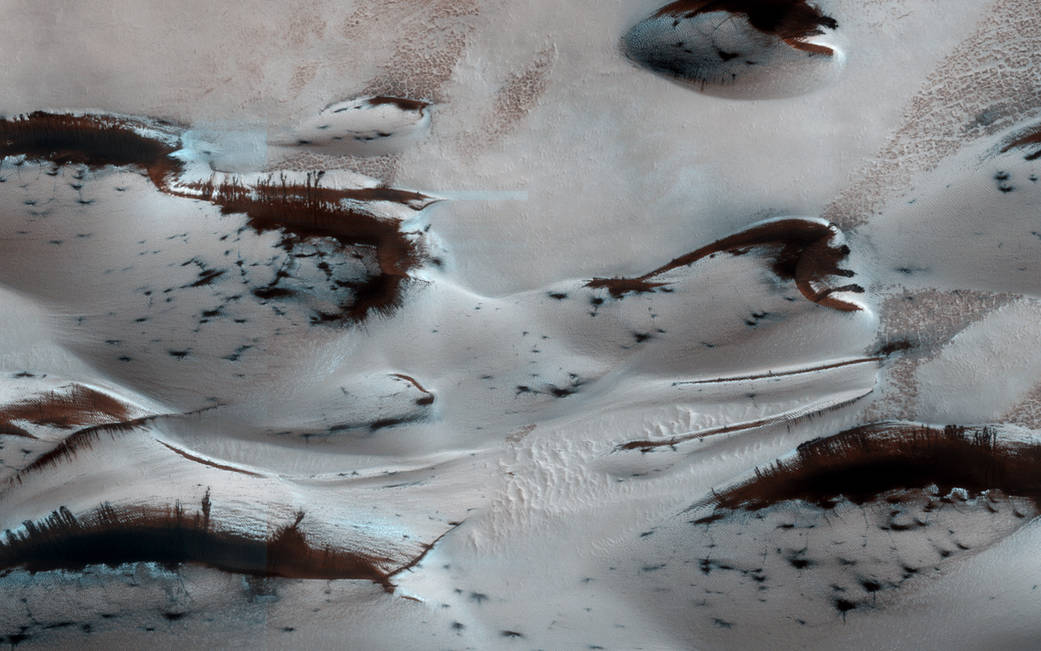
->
<box><xmin>2</xmin><ymin>0</ymin><xmax>1041</xmax><ymax>649</ymax></box>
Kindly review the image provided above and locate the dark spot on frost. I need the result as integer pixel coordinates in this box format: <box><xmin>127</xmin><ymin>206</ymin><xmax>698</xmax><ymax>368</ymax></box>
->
<box><xmin>995</xmin><ymin>171</ymin><xmax>1015</xmax><ymax>193</ymax></box>
<box><xmin>860</xmin><ymin>579</ymin><xmax>881</xmax><ymax>593</ymax></box>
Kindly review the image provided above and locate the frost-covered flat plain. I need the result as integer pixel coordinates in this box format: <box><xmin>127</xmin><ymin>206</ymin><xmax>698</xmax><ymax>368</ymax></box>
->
<box><xmin>2</xmin><ymin>1</ymin><xmax>1041</xmax><ymax>649</ymax></box>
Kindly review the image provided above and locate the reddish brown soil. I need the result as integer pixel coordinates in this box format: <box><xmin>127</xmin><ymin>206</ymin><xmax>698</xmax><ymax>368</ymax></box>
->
<box><xmin>588</xmin><ymin>219</ymin><xmax>863</xmax><ymax>311</ymax></box>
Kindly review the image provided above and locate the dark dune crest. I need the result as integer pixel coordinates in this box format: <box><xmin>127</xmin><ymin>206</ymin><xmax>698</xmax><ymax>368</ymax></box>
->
<box><xmin>701</xmin><ymin>423</ymin><xmax>1041</xmax><ymax>513</ymax></box>
<box><xmin>0</xmin><ymin>386</ymin><xmax>134</xmax><ymax>445</ymax></box>
<box><xmin>1001</xmin><ymin>124</ymin><xmax>1041</xmax><ymax>160</ymax></box>
<box><xmin>0</xmin><ymin>112</ymin><xmax>434</xmax><ymax>324</ymax></box>
<box><xmin>653</xmin><ymin>0</ymin><xmax>837</xmax><ymax>44</ymax></box>
<box><xmin>0</xmin><ymin>501</ymin><xmax>397</xmax><ymax>590</ymax></box>
<box><xmin>587</xmin><ymin>219</ymin><xmax>863</xmax><ymax>311</ymax></box>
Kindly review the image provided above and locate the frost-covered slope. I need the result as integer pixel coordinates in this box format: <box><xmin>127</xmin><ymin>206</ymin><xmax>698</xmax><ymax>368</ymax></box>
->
<box><xmin>2</xmin><ymin>1</ymin><xmax>1041</xmax><ymax>649</ymax></box>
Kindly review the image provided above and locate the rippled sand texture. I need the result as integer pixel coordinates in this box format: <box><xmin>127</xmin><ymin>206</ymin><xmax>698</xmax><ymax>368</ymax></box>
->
<box><xmin>2</xmin><ymin>1</ymin><xmax>1041</xmax><ymax>649</ymax></box>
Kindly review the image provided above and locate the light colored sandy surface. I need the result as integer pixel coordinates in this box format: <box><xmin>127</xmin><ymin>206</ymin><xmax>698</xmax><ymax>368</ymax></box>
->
<box><xmin>2</xmin><ymin>1</ymin><xmax>1041</xmax><ymax>648</ymax></box>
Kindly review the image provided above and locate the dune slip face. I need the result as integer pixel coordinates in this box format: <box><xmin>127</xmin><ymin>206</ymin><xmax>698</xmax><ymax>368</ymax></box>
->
<box><xmin>2</xmin><ymin>1</ymin><xmax>1041</xmax><ymax>649</ymax></box>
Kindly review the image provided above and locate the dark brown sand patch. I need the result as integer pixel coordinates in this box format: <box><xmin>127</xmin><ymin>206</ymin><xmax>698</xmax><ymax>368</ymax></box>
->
<box><xmin>702</xmin><ymin>423</ymin><xmax>1041</xmax><ymax>512</ymax></box>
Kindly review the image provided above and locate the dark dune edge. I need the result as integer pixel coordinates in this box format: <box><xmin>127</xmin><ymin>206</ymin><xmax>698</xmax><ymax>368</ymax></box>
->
<box><xmin>1001</xmin><ymin>124</ymin><xmax>1041</xmax><ymax>160</ymax></box>
<box><xmin>0</xmin><ymin>111</ymin><xmax>434</xmax><ymax>324</ymax></box>
<box><xmin>6</xmin><ymin>404</ymin><xmax>226</xmax><ymax>487</ymax></box>
<box><xmin>697</xmin><ymin>423</ymin><xmax>1041</xmax><ymax>515</ymax></box>
<box><xmin>654</xmin><ymin>0</ymin><xmax>837</xmax><ymax>48</ymax></box>
<box><xmin>6</xmin><ymin>417</ymin><xmax>155</xmax><ymax>488</ymax></box>
<box><xmin>0</xmin><ymin>499</ymin><xmax>399</xmax><ymax>590</ymax></box>
<box><xmin>587</xmin><ymin>219</ymin><xmax>864</xmax><ymax>311</ymax></box>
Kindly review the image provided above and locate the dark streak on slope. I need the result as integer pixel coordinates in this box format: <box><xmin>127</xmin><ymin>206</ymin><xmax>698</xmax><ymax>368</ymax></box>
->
<box><xmin>587</xmin><ymin>219</ymin><xmax>863</xmax><ymax>311</ymax></box>
<box><xmin>8</xmin><ymin>417</ymin><xmax>155</xmax><ymax>485</ymax></box>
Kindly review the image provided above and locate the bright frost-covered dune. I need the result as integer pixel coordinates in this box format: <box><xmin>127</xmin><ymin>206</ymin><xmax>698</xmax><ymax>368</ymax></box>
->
<box><xmin>2</xmin><ymin>0</ymin><xmax>1041</xmax><ymax>648</ymax></box>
